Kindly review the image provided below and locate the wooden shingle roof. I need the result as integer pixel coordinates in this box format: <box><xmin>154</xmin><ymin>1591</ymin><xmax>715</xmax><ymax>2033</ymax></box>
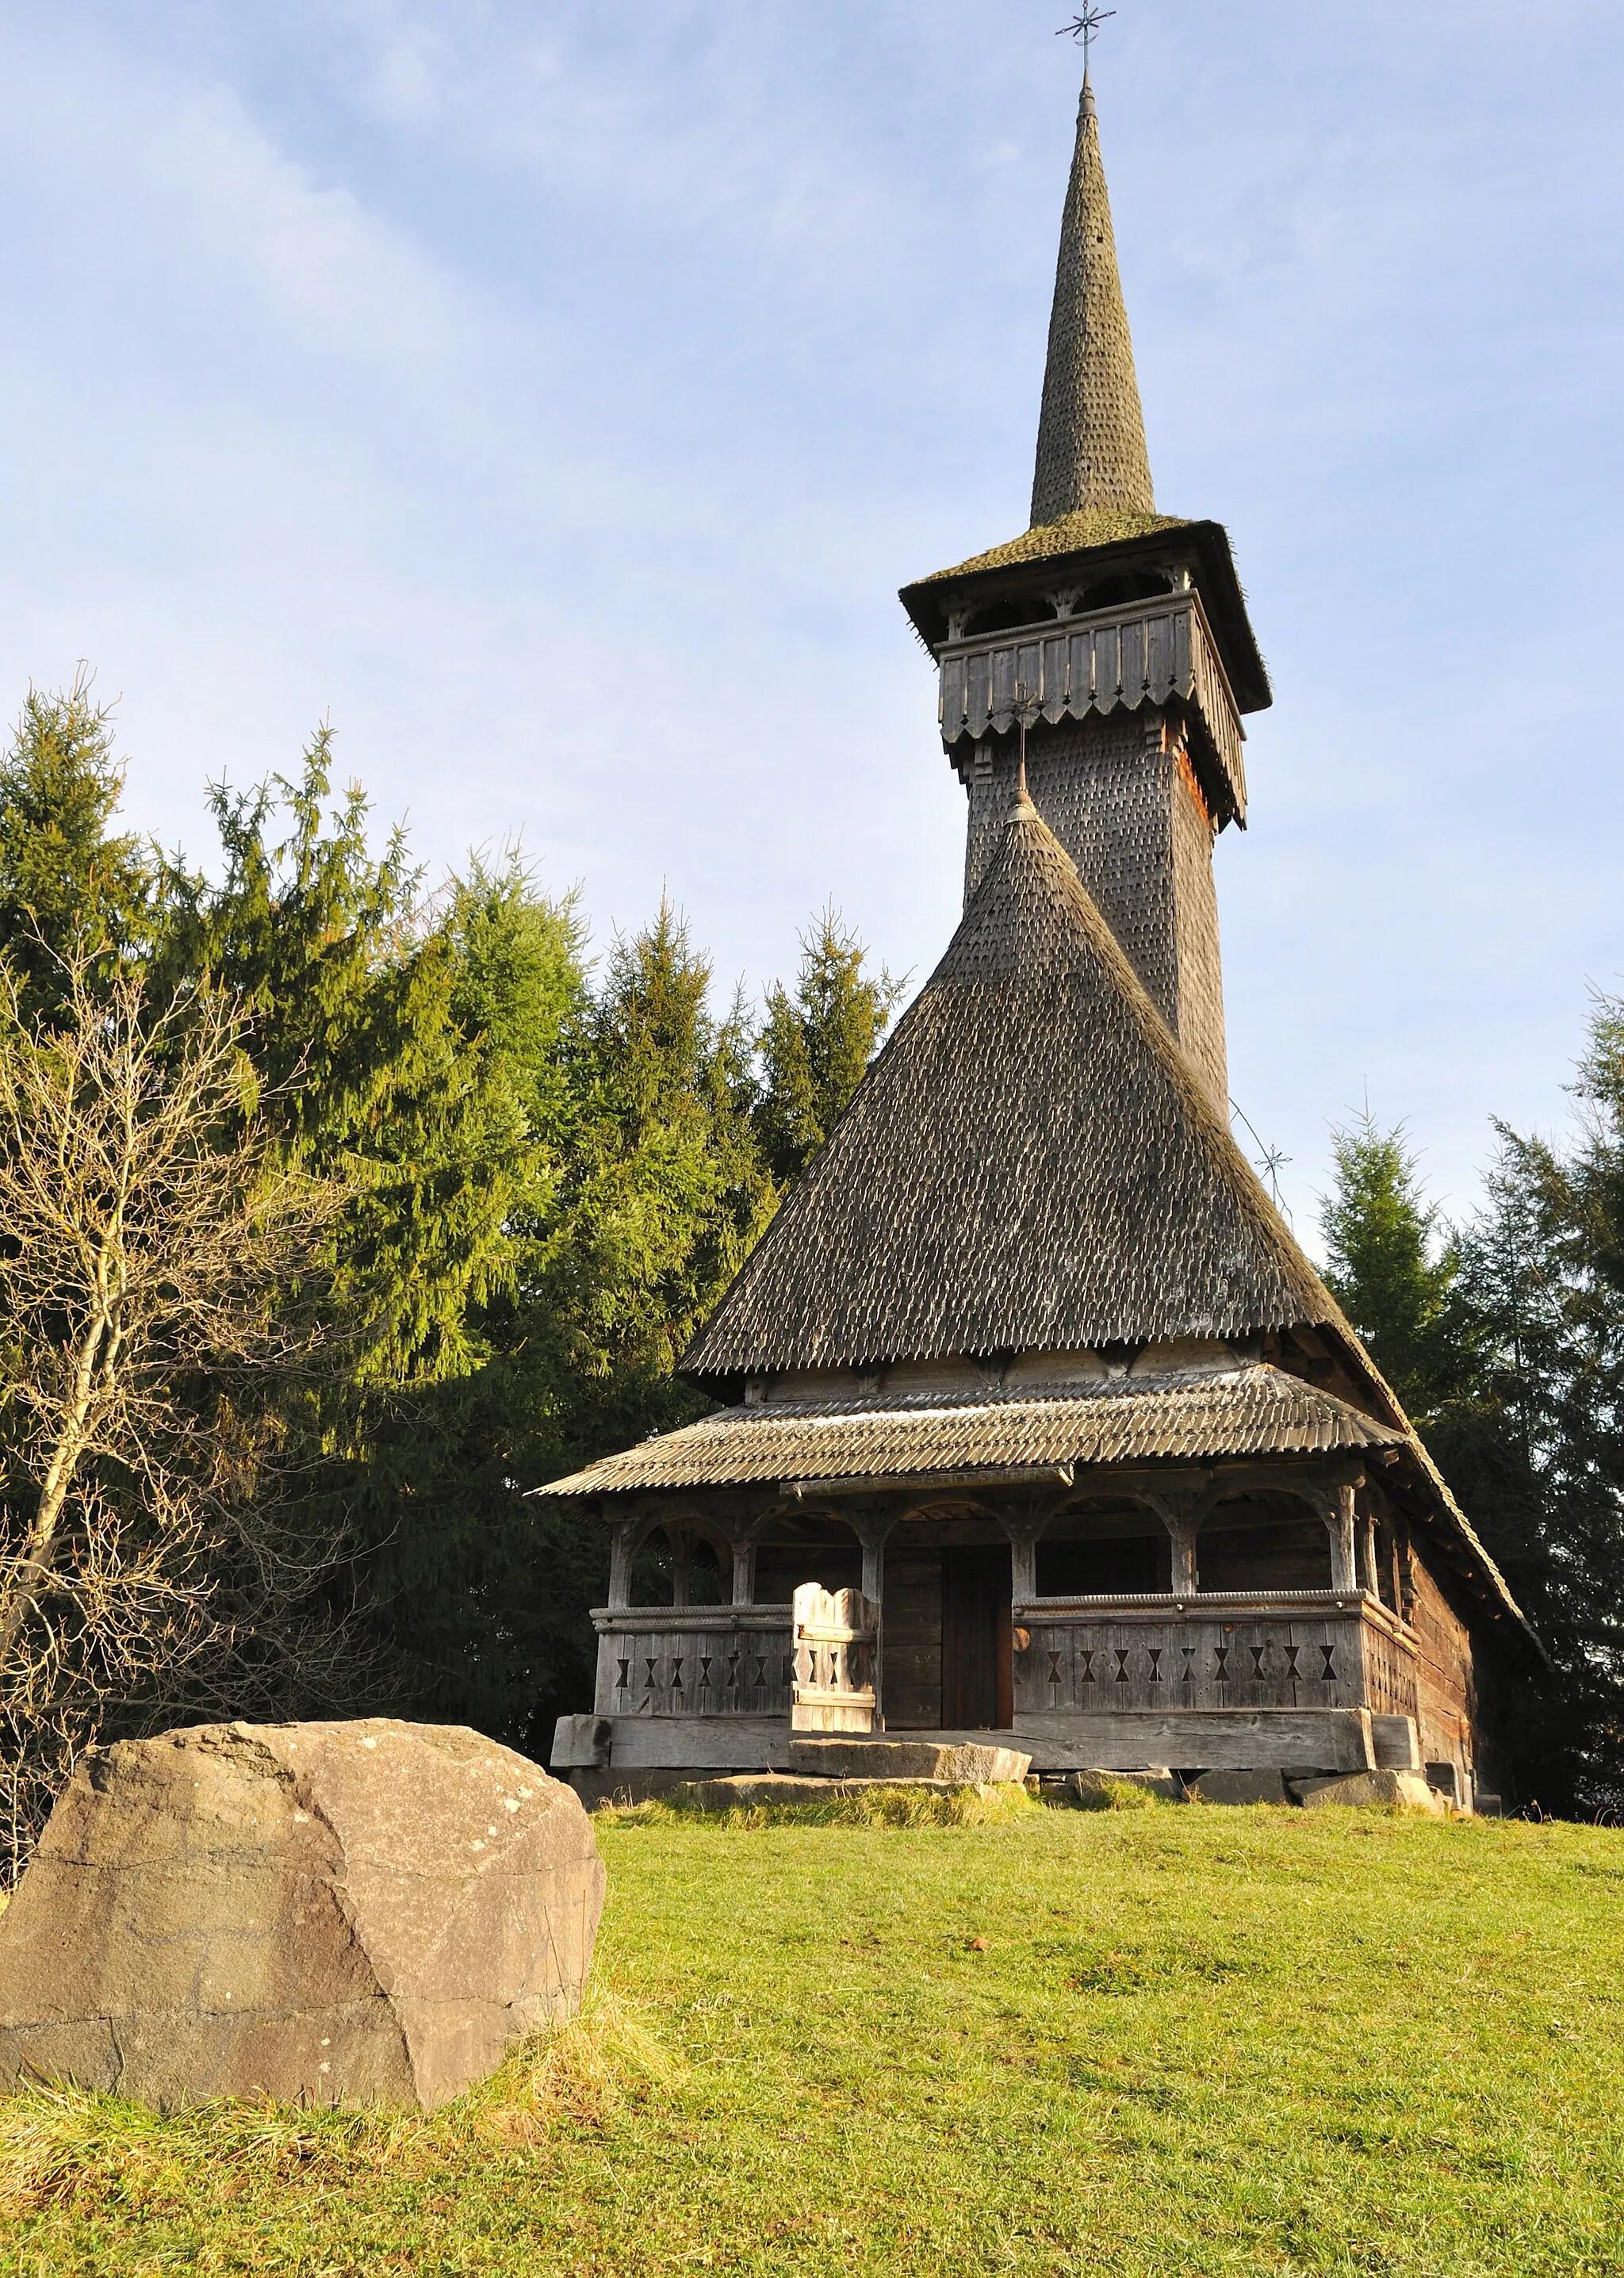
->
<box><xmin>535</xmin><ymin>1366</ymin><xmax>1403</xmax><ymax>1498</ymax></box>
<box><xmin>683</xmin><ymin>791</ymin><xmax>1346</xmax><ymax>1394</ymax></box>
<box><xmin>1030</xmin><ymin>76</ymin><xmax>1154</xmax><ymax>527</ymax></box>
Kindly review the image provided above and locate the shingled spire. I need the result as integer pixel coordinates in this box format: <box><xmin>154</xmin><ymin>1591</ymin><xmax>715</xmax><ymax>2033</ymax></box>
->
<box><xmin>1029</xmin><ymin>75</ymin><xmax>1155</xmax><ymax>529</ymax></box>
<box><xmin>680</xmin><ymin>795</ymin><xmax>1339</xmax><ymax>1389</ymax></box>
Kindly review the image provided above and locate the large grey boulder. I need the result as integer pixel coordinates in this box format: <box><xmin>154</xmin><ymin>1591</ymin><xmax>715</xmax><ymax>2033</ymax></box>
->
<box><xmin>0</xmin><ymin>1719</ymin><xmax>605</xmax><ymax>2111</ymax></box>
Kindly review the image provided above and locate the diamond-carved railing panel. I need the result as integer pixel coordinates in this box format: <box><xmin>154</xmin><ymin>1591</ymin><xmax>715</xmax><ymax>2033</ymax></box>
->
<box><xmin>1013</xmin><ymin>1599</ymin><xmax>1419</xmax><ymax>1717</ymax></box>
<box><xmin>591</xmin><ymin>1610</ymin><xmax>794</xmax><ymax>1718</ymax></box>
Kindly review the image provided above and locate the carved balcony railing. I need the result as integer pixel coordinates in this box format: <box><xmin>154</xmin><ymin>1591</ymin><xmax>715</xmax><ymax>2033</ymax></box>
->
<box><xmin>1011</xmin><ymin>1592</ymin><xmax>1419</xmax><ymax>1719</ymax></box>
<box><xmin>592</xmin><ymin>1606</ymin><xmax>795</xmax><ymax>1718</ymax></box>
<box><xmin>591</xmin><ymin>1591</ymin><xmax>1419</xmax><ymax>1725</ymax></box>
<box><xmin>936</xmin><ymin>588</ymin><xmax>1247</xmax><ymax>821</ymax></box>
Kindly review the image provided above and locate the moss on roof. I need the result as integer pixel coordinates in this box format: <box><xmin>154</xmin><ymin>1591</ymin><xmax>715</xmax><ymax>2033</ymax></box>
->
<box><xmin>921</xmin><ymin>509</ymin><xmax>1191</xmax><ymax>587</ymax></box>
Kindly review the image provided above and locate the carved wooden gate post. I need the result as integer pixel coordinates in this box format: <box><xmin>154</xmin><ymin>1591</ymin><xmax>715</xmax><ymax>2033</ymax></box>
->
<box><xmin>791</xmin><ymin>1584</ymin><xmax>879</xmax><ymax>1733</ymax></box>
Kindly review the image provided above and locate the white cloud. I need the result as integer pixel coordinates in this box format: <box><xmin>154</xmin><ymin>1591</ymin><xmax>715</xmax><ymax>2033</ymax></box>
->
<box><xmin>0</xmin><ymin>33</ymin><xmax>496</xmax><ymax>379</ymax></box>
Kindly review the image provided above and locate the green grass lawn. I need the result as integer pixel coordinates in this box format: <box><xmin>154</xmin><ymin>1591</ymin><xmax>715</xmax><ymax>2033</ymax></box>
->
<box><xmin>3</xmin><ymin>1798</ymin><xmax>1623</xmax><ymax>2276</ymax></box>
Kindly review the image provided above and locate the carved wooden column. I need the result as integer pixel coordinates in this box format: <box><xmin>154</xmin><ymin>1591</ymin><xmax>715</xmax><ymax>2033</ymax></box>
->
<box><xmin>1358</xmin><ymin>1510</ymin><xmax>1381</xmax><ymax>1598</ymax></box>
<box><xmin>1143</xmin><ymin>1488</ymin><xmax>1207</xmax><ymax>1598</ymax></box>
<box><xmin>717</xmin><ymin>1510</ymin><xmax>764</xmax><ymax>1607</ymax></box>
<box><xmin>668</xmin><ymin>1526</ymin><xmax>694</xmax><ymax>1610</ymax></box>
<box><xmin>607</xmin><ymin>1519</ymin><xmax>634</xmax><ymax>1611</ymax></box>
<box><xmin>1397</xmin><ymin>1526</ymin><xmax>1419</xmax><ymax>1625</ymax></box>
<box><xmin>845</xmin><ymin>1507</ymin><xmax>900</xmax><ymax>1605</ymax></box>
<box><xmin>844</xmin><ymin>1507</ymin><xmax>900</xmax><ymax>1731</ymax></box>
<box><xmin>1320</xmin><ymin>1483</ymin><xmax>1358</xmax><ymax>1593</ymax></box>
<box><xmin>998</xmin><ymin>1507</ymin><xmax>1048</xmax><ymax>1603</ymax></box>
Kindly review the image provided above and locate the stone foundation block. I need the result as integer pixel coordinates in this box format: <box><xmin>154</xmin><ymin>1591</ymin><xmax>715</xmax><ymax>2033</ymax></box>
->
<box><xmin>1293</xmin><ymin>1769</ymin><xmax>1448</xmax><ymax>1814</ymax></box>
<box><xmin>1371</xmin><ymin>1715</ymin><xmax>1423</xmax><ymax>1771</ymax></box>
<box><xmin>675</xmin><ymin>1775</ymin><xmax>848</xmax><ymax>1809</ymax></box>
<box><xmin>787</xmin><ymin>1739</ymin><xmax>1031</xmax><ymax>1784</ymax></box>
<box><xmin>1188</xmin><ymin>1768</ymin><xmax>1294</xmax><ymax>1806</ymax></box>
<box><xmin>1046</xmin><ymin>1769</ymin><xmax>1184</xmax><ymax>1807</ymax></box>
<box><xmin>551</xmin><ymin>1714</ymin><xmax>612</xmax><ymax>1770</ymax></box>
<box><xmin>0</xmin><ymin>1719</ymin><xmax>605</xmax><ymax>2111</ymax></box>
<box><xmin>671</xmin><ymin>1774</ymin><xmax>1021</xmax><ymax>1810</ymax></box>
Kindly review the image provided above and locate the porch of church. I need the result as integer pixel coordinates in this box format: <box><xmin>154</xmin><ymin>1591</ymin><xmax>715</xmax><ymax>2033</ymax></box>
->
<box><xmin>552</xmin><ymin>1459</ymin><xmax>1442</xmax><ymax>1795</ymax></box>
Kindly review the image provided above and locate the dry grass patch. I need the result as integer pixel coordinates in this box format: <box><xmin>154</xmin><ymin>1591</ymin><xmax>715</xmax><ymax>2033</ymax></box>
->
<box><xmin>607</xmin><ymin>1779</ymin><xmax>1042</xmax><ymax>1832</ymax></box>
<box><xmin>1067</xmin><ymin>1775</ymin><xmax>1174</xmax><ymax>1812</ymax></box>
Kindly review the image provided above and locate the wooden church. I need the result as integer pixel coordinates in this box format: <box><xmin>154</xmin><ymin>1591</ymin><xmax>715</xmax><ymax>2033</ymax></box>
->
<box><xmin>546</xmin><ymin>71</ymin><xmax>1535</xmax><ymax>1809</ymax></box>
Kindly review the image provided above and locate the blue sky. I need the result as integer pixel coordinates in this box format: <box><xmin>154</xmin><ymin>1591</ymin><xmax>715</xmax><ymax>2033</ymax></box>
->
<box><xmin>2</xmin><ymin>0</ymin><xmax>1620</xmax><ymax>1246</ymax></box>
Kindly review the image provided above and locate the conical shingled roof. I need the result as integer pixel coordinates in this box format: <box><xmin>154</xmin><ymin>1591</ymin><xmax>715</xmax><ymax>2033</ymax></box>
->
<box><xmin>1029</xmin><ymin>77</ymin><xmax>1155</xmax><ymax>528</ymax></box>
<box><xmin>682</xmin><ymin>794</ymin><xmax>1342</xmax><ymax>1392</ymax></box>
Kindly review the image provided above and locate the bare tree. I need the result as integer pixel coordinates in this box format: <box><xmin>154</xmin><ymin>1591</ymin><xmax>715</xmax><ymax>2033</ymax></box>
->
<box><xmin>0</xmin><ymin>944</ymin><xmax>354</xmax><ymax>1878</ymax></box>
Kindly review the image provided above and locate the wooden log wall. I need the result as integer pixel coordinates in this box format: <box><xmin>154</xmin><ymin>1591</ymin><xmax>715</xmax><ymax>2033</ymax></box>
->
<box><xmin>1403</xmin><ymin>1542</ymin><xmax>1481</xmax><ymax>1787</ymax></box>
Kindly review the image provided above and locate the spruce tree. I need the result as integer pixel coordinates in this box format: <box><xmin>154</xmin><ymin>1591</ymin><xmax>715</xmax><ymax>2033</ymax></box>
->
<box><xmin>753</xmin><ymin>908</ymin><xmax>900</xmax><ymax>1185</ymax></box>
<box><xmin>1448</xmin><ymin>1011</ymin><xmax>1624</xmax><ymax>1802</ymax></box>
<box><xmin>1320</xmin><ymin>1114</ymin><xmax>1477</xmax><ymax>1427</ymax></box>
<box><xmin>552</xmin><ymin>898</ymin><xmax>776</xmax><ymax>1449</ymax></box>
<box><xmin>0</xmin><ymin>672</ymin><xmax>151</xmax><ymax>1013</ymax></box>
<box><xmin>326</xmin><ymin>856</ymin><xmax>596</xmax><ymax>1745</ymax></box>
<box><xmin>151</xmin><ymin>735</ymin><xmax>531</xmax><ymax>1389</ymax></box>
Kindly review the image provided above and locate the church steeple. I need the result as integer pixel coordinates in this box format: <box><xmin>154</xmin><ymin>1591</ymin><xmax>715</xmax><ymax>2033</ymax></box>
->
<box><xmin>1030</xmin><ymin>75</ymin><xmax>1155</xmax><ymax>528</ymax></box>
<box><xmin>899</xmin><ymin>53</ymin><xmax>1273</xmax><ymax>1124</ymax></box>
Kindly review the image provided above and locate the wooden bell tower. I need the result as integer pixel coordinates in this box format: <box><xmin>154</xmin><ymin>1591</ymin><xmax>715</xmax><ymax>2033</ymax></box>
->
<box><xmin>898</xmin><ymin>74</ymin><xmax>1272</xmax><ymax>1120</ymax></box>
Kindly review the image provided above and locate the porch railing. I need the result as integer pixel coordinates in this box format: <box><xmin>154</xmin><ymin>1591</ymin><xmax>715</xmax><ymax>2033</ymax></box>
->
<box><xmin>592</xmin><ymin>1606</ymin><xmax>795</xmax><ymax>1718</ymax></box>
<box><xmin>1011</xmin><ymin>1593</ymin><xmax>1419</xmax><ymax>1717</ymax></box>
<box><xmin>590</xmin><ymin>1591</ymin><xmax>1420</xmax><ymax>1723</ymax></box>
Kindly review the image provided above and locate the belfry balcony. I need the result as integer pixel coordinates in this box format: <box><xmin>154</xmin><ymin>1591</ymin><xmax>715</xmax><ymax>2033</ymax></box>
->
<box><xmin>935</xmin><ymin>584</ymin><xmax>1247</xmax><ymax>826</ymax></box>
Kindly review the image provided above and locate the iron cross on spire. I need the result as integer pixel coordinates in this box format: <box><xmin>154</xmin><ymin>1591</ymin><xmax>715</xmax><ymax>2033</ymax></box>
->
<box><xmin>1012</xmin><ymin>680</ymin><xmax>1042</xmax><ymax>802</ymax></box>
<box><xmin>1056</xmin><ymin>5</ymin><xmax>1116</xmax><ymax>71</ymax></box>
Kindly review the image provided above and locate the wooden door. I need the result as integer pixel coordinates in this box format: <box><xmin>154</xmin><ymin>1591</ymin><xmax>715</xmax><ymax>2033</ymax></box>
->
<box><xmin>940</xmin><ymin>1548</ymin><xmax>1013</xmax><ymax>1730</ymax></box>
<box><xmin>878</xmin><ymin>1547</ymin><xmax>944</xmax><ymax>1729</ymax></box>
